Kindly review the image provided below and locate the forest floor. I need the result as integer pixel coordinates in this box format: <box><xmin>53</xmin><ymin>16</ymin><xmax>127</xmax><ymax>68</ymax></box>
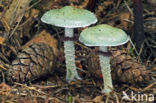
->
<box><xmin>0</xmin><ymin>0</ymin><xmax>155</xmax><ymax>103</ymax></box>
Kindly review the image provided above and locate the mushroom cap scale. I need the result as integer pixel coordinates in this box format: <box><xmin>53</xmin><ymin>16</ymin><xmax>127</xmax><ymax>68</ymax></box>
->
<box><xmin>79</xmin><ymin>24</ymin><xmax>129</xmax><ymax>46</ymax></box>
<box><xmin>41</xmin><ymin>6</ymin><xmax>97</xmax><ymax>28</ymax></box>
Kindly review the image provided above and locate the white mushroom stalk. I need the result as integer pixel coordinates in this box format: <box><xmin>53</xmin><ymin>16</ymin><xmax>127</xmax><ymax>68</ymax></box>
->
<box><xmin>64</xmin><ymin>28</ymin><xmax>81</xmax><ymax>82</ymax></box>
<box><xmin>99</xmin><ymin>46</ymin><xmax>113</xmax><ymax>93</ymax></box>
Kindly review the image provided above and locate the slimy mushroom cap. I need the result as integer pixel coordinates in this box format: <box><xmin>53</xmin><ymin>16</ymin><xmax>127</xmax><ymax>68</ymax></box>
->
<box><xmin>79</xmin><ymin>24</ymin><xmax>129</xmax><ymax>46</ymax></box>
<box><xmin>41</xmin><ymin>6</ymin><xmax>97</xmax><ymax>28</ymax></box>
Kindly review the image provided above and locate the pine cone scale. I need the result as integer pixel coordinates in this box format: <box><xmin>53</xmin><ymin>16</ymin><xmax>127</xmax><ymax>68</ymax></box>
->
<box><xmin>20</xmin><ymin>58</ymin><xmax>31</xmax><ymax>65</ymax></box>
<box><xmin>20</xmin><ymin>65</ymin><xmax>29</xmax><ymax>74</ymax></box>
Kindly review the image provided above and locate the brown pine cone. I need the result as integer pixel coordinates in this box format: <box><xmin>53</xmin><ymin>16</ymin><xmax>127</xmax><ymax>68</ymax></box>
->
<box><xmin>87</xmin><ymin>47</ymin><xmax>150</xmax><ymax>84</ymax></box>
<box><xmin>110</xmin><ymin>47</ymin><xmax>150</xmax><ymax>83</ymax></box>
<box><xmin>7</xmin><ymin>43</ymin><xmax>56</xmax><ymax>83</ymax></box>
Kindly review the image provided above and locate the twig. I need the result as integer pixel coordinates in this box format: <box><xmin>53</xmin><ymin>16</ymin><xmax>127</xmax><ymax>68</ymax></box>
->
<box><xmin>124</xmin><ymin>0</ymin><xmax>133</xmax><ymax>16</ymax></box>
<box><xmin>0</xmin><ymin>69</ymin><xmax>5</xmax><ymax>82</ymax></box>
<box><xmin>9</xmin><ymin>0</ymin><xmax>21</xmax><ymax>25</ymax></box>
<box><xmin>15</xmin><ymin>0</ymin><xmax>41</xmax><ymax>19</ymax></box>
<box><xmin>14</xmin><ymin>82</ymin><xmax>47</xmax><ymax>95</ymax></box>
<box><xmin>128</xmin><ymin>36</ymin><xmax>143</xmax><ymax>62</ymax></box>
<box><xmin>114</xmin><ymin>93</ymin><xmax>120</xmax><ymax>103</ymax></box>
<box><xmin>0</xmin><ymin>64</ymin><xmax>7</xmax><ymax>70</ymax></box>
<box><xmin>9</xmin><ymin>0</ymin><xmax>31</xmax><ymax>38</ymax></box>
<box><xmin>75</xmin><ymin>41</ymin><xmax>92</xmax><ymax>52</ymax></box>
<box><xmin>127</xmin><ymin>82</ymin><xmax>156</xmax><ymax>92</ymax></box>
<box><xmin>26</xmin><ymin>0</ymin><xmax>41</xmax><ymax>11</ymax></box>
<box><xmin>105</xmin><ymin>96</ymin><xmax>109</xmax><ymax>103</ymax></box>
<box><xmin>9</xmin><ymin>18</ymin><xmax>22</xmax><ymax>38</ymax></box>
<box><xmin>141</xmin><ymin>82</ymin><xmax>156</xmax><ymax>92</ymax></box>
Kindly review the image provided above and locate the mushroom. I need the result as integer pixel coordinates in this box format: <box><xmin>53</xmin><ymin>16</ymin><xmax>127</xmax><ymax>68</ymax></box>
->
<box><xmin>41</xmin><ymin>6</ymin><xmax>97</xmax><ymax>82</ymax></box>
<box><xmin>79</xmin><ymin>24</ymin><xmax>129</xmax><ymax>94</ymax></box>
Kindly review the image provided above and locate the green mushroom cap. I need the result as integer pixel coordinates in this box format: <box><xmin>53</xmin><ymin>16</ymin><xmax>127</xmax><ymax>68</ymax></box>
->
<box><xmin>41</xmin><ymin>6</ymin><xmax>97</xmax><ymax>28</ymax></box>
<box><xmin>79</xmin><ymin>24</ymin><xmax>129</xmax><ymax>46</ymax></box>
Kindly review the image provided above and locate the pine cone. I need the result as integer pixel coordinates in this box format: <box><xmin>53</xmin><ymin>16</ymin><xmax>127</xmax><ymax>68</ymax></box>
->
<box><xmin>7</xmin><ymin>43</ymin><xmax>56</xmax><ymax>83</ymax></box>
<box><xmin>87</xmin><ymin>47</ymin><xmax>150</xmax><ymax>84</ymax></box>
<box><xmin>110</xmin><ymin>47</ymin><xmax>149</xmax><ymax>83</ymax></box>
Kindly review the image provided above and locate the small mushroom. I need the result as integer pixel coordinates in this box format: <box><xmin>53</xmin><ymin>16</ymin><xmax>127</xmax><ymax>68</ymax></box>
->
<box><xmin>41</xmin><ymin>6</ymin><xmax>97</xmax><ymax>82</ymax></box>
<box><xmin>79</xmin><ymin>24</ymin><xmax>129</xmax><ymax>94</ymax></box>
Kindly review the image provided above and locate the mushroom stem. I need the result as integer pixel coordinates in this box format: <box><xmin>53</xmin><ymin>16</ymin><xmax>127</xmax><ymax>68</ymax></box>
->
<box><xmin>65</xmin><ymin>28</ymin><xmax>74</xmax><ymax>37</ymax></box>
<box><xmin>64</xmin><ymin>28</ymin><xmax>81</xmax><ymax>82</ymax></box>
<box><xmin>99</xmin><ymin>46</ymin><xmax>113</xmax><ymax>94</ymax></box>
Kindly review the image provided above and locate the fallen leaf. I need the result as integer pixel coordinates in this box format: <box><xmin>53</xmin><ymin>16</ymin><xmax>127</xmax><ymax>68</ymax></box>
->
<box><xmin>76</xmin><ymin>60</ymin><xmax>83</xmax><ymax>69</ymax></box>
<box><xmin>120</xmin><ymin>12</ymin><xmax>131</xmax><ymax>30</ymax></box>
<box><xmin>1</xmin><ymin>18</ymin><xmax>10</xmax><ymax>31</ymax></box>
<box><xmin>93</xmin><ymin>95</ymin><xmax>103</xmax><ymax>103</ymax></box>
<box><xmin>0</xmin><ymin>36</ymin><xmax>5</xmax><ymax>44</ymax></box>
